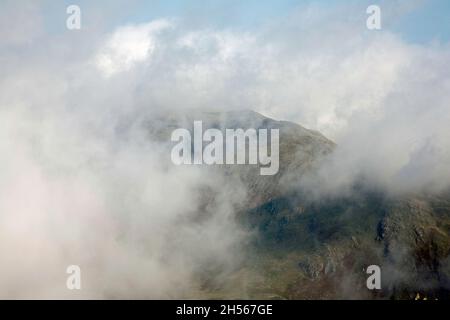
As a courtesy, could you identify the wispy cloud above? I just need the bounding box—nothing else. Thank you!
[0,0,449,297]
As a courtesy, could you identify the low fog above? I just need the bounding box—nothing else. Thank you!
[0,0,449,298]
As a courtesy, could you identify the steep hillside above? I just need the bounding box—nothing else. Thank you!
[144,110,450,299]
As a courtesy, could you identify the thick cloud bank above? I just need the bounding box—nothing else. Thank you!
[0,0,449,297]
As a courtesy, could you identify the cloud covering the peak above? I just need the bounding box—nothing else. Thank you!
[0,0,449,297]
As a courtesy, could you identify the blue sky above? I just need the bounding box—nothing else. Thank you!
[43,0,450,43]
[389,0,450,43]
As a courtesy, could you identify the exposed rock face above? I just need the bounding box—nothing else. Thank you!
[376,196,450,298]
[144,110,450,299]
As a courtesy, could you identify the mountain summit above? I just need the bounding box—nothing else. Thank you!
[144,110,450,299]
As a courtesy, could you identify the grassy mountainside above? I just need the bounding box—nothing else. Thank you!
[146,110,450,299]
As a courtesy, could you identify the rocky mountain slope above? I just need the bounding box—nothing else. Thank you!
[145,110,450,299]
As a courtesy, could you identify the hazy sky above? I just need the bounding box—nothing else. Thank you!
[34,0,450,43]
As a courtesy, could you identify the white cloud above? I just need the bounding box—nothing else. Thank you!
[95,19,173,77]
[0,0,449,298]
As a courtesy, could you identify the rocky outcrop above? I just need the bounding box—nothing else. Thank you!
[144,110,450,299]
